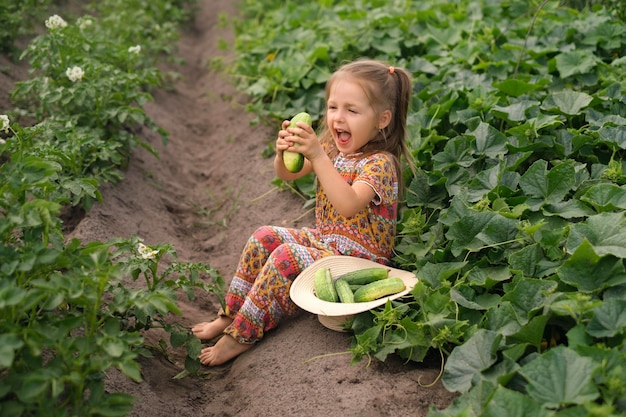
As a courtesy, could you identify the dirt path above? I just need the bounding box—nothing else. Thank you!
[4,0,458,415]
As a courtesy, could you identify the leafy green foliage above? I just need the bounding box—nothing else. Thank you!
[231,0,626,414]
[0,0,51,54]
[0,1,228,415]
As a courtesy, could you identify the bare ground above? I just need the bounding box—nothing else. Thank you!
[1,1,458,415]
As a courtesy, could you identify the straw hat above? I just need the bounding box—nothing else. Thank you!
[290,256,418,331]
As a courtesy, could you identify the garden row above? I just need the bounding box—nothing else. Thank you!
[228,0,626,415]
[0,1,225,416]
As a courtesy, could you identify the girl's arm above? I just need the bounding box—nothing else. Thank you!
[280,122,376,218]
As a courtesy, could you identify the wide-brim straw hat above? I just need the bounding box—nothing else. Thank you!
[290,255,418,331]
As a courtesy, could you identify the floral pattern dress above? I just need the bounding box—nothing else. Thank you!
[220,151,398,344]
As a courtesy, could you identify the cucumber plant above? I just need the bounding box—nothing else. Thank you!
[231,0,626,414]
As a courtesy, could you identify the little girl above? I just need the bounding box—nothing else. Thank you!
[192,59,413,366]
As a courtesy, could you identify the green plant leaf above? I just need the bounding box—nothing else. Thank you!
[465,265,511,288]
[541,90,593,116]
[508,314,549,348]
[482,386,552,417]
[0,333,23,368]
[509,244,558,279]
[519,160,576,205]
[557,238,626,292]
[580,183,626,212]
[586,299,626,338]
[469,122,508,159]
[483,302,521,336]
[493,80,541,98]
[447,211,519,257]
[567,212,626,258]
[417,261,467,289]
[442,329,502,393]
[598,125,626,150]
[492,99,540,121]
[519,346,599,408]
[501,278,558,322]
[554,50,598,78]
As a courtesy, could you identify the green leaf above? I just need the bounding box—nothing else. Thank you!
[87,392,135,417]
[0,333,24,368]
[416,261,467,289]
[447,211,518,257]
[519,346,599,408]
[508,314,549,347]
[501,278,558,322]
[117,359,142,382]
[170,330,188,348]
[493,79,541,98]
[554,50,598,78]
[483,302,521,336]
[542,200,596,219]
[469,122,508,159]
[15,371,50,402]
[442,329,501,393]
[185,336,202,358]
[567,212,626,258]
[465,266,511,288]
[102,338,125,358]
[580,183,626,212]
[541,90,593,116]
[598,125,626,150]
[450,287,500,311]
[565,323,593,349]
[557,238,626,292]
[0,284,28,308]
[519,160,576,205]
[483,386,552,417]
[492,99,540,121]
[406,169,435,207]
[509,244,556,279]
[586,299,626,338]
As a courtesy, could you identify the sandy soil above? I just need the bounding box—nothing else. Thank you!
[1,1,458,415]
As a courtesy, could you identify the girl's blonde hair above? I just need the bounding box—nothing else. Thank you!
[317,59,414,188]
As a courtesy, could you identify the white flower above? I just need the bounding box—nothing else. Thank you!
[45,15,67,29]
[0,114,9,134]
[128,45,141,54]
[78,18,93,30]
[66,66,85,82]
[137,243,158,260]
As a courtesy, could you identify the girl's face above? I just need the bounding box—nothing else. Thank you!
[326,79,388,155]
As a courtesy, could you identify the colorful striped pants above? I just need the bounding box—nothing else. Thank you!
[221,225,338,344]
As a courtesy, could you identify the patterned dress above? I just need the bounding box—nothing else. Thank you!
[221,151,398,344]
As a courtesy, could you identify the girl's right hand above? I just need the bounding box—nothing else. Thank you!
[275,120,293,157]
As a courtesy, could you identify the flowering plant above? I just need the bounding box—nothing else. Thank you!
[1,1,217,415]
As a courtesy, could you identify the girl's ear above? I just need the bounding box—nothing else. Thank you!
[378,109,392,129]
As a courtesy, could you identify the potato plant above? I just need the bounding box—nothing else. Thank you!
[231,0,626,415]
[1,1,227,416]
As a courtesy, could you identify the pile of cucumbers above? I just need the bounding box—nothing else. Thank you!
[313,267,405,303]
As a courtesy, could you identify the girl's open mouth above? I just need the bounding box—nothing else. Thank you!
[336,129,351,146]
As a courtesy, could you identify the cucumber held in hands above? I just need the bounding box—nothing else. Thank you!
[282,112,312,173]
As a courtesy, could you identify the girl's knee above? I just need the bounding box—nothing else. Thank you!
[251,225,278,242]
[268,243,302,280]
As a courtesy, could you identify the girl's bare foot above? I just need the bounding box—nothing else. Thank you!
[191,316,233,340]
[198,335,253,366]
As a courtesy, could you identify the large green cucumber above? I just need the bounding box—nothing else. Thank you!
[282,112,312,173]
[353,277,405,303]
[336,267,390,286]
[334,278,355,303]
[314,267,338,302]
